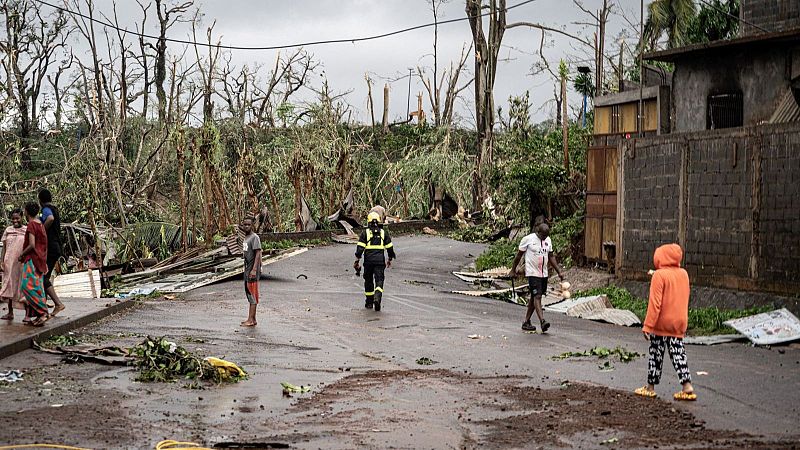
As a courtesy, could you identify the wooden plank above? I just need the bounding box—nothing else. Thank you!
[644,99,658,131]
[586,194,604,217]
[587,148,606,192]
[585,218,602,260]
[594,106,611,134]
[621,103,638,133]
[605,147,618,193]
[602,218,616,259]
[603,194,617,217]
[53,270,101,299]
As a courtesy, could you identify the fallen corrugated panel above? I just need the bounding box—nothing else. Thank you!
[452,267,512,283]
[116,247,307,294]
[546,295,640,327]
[332,234,358,244]
[53,270,101,298]
[579,308,641,327]
[684,334,747,346]
[723,308,800,346]
[565,296,613,317]
[545,295,604,314]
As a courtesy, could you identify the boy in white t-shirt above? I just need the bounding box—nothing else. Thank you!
[511,223,565,332]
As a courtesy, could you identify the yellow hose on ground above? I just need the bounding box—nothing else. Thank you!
[155,440,212,450]
[0,445,91,450]
[0,440,213,450]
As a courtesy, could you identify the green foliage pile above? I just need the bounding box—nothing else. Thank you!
[575,286,773,336]
[446,224,495,243]
[43,334,80,348]
[130,336,247,384]
[475,237,521,272]
[261,238,327,251]
[552,346,641,363]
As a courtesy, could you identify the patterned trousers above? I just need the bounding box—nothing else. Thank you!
[648,335,692,385]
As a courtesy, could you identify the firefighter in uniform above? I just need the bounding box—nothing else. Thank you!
[353,212,396,311]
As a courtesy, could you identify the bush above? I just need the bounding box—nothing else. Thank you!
[475,237,521,272]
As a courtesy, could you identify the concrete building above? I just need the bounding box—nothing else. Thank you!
[608,0,800,306]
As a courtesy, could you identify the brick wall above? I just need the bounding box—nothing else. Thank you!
[741,0,800,36]
[618,122,800,296]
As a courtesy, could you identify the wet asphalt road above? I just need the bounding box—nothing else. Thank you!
[0,235,798,449]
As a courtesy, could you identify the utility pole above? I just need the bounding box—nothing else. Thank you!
[638,0,644,137]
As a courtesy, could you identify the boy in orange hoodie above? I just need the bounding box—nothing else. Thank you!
[634,243,697,401]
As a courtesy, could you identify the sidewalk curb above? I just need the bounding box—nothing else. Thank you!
[0,299,138,361]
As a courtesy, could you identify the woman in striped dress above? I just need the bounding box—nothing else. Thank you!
[18,202,49,327]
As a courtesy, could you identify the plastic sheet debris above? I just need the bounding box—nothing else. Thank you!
[204,357,247,379]
[724,308,800,345]
[0,370,23,382]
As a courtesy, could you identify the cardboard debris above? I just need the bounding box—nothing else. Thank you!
[53,269,101,299]
[684,334,747,346]
[724,308,800,345]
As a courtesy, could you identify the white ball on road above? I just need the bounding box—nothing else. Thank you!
[562,290,571,299]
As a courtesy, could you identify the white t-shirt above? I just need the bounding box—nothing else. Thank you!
[519,233,552,278]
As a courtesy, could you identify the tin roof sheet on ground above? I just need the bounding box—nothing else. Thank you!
[724,308,800,346]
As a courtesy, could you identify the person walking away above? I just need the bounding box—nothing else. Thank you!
[240,217,262,327]
[18,203,49,327]
[38,189,65,316]
[511,222,565,332]
[1,209,26,321]
[354,212,395,312]
[634,243,696,401]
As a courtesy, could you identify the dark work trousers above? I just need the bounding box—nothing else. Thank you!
[363,263,386,301]
[648,335,692,385]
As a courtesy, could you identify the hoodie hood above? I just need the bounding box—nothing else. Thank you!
[653,243,683,269]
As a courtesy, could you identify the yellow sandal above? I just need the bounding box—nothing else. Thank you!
[673,391,697,401]
[634,386,657,398]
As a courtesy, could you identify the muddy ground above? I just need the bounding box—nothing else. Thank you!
[0,236,798,449]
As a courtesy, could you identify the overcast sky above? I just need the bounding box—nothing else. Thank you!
[62,0,651,126]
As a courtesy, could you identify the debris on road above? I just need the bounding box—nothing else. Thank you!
[204,357,247,380]
[545,294,641,327]
[684,334,747,346]
[130,336,247,383]
[467,334,490,340]
[723,308,800,346]
[281,382,311,396]
[416,357,437,365]
[552,346,641,363]
[696,371,709,376]
[114,247,307,294]
[422,226,439,235]
[53,269,101,299]
[0,370,23,383]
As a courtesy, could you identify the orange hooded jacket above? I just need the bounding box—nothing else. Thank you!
[643,244,690,338]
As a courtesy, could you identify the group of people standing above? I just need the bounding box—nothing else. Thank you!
[0,189,65,326]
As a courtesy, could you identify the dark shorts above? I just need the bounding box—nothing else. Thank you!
[527,276,548,297]
[43,252,60,289]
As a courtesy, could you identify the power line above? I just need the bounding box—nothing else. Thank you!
[33,0,538,51]
[697,0,771,34]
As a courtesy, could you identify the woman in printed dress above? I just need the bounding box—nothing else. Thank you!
[0,209,27,321]
[18,203,49,327]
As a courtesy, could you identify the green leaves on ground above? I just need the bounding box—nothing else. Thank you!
[281,382,311,394]
[416,357,437,365]
[262,238,327,251]
[43,334,80,348]
[552,346,641,363]
[131,336,247,384]
[574,286,773,336]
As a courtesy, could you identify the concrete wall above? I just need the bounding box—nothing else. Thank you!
[617,122,800,297]
[672,46,791,133]
[741,0,800,36]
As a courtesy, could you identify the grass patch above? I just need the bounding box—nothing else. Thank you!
[575,286,773,336]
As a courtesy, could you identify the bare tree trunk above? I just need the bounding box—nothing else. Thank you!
[176,128,188,251]
[382,83,389,132]
[365,74,375,127]
[561,71,570,173]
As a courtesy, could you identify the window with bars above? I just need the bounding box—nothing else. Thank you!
[707,92,743,129]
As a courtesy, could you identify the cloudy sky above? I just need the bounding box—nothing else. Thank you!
[57,0,651,125]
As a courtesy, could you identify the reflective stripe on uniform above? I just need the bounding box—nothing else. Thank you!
[365,229,387,250]
[375,287,384,292]
[365,291,375,296]
[357,242,367,247]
